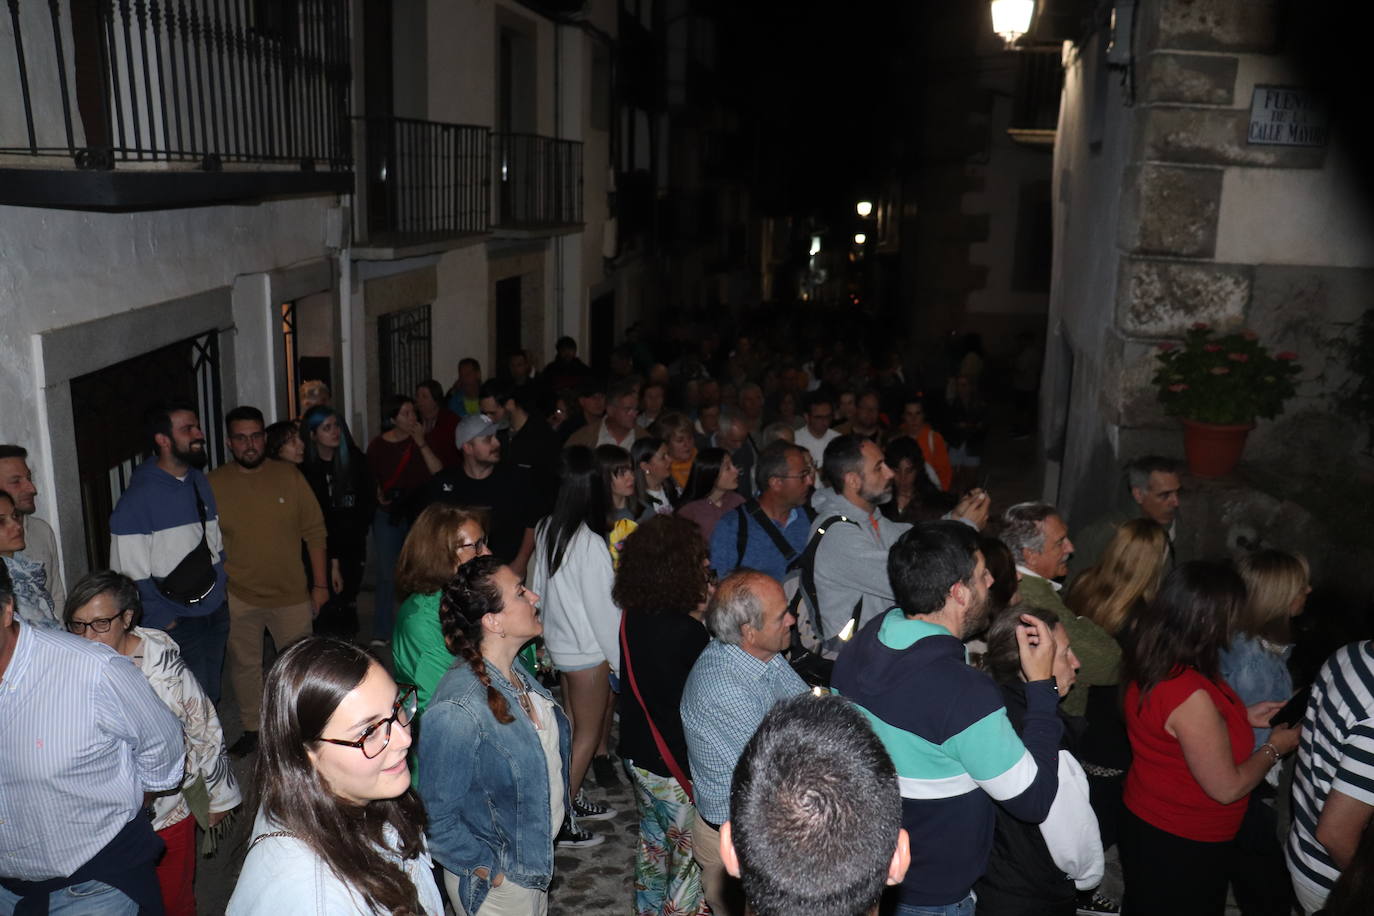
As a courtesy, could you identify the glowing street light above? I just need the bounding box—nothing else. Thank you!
[991,0,1034,47]
[856,200,873,218]
[809,236,822,256]
[853,233,867,245]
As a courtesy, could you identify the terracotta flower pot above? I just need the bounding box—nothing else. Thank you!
[1181,419,1254,478]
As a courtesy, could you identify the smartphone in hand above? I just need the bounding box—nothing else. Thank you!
[1269,686,1313,729]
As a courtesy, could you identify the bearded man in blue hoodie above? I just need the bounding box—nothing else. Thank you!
[109,402,229,701]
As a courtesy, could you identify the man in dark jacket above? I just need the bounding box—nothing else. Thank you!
[832,522,1062,914]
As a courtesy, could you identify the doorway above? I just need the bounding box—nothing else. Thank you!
[70,333,224,569]
[495,276,522,365]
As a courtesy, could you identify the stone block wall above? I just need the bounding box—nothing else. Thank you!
[1050,0,1374,596]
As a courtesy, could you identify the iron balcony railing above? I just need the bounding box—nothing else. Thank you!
[1,0,351,171]
[492,131,583,228]
[355,116,489,244]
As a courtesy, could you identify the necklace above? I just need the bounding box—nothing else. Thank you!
[511,671,541,730]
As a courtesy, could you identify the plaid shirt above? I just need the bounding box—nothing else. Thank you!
[679,639,809,823]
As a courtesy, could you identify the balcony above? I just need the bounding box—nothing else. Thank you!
[0,0,352,210]
[491,132,583,235]
[353,116,489,256]
[1006,48,1064,147]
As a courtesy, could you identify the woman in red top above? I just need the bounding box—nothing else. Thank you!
[1118,561,1300,915]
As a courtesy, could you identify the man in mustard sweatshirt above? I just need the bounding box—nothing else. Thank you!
[210,405,326,757]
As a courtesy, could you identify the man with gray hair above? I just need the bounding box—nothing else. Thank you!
[1001,502,1119,719]
[681,569,808,916]
[1068,455,1185,584]
[708,441,815,582]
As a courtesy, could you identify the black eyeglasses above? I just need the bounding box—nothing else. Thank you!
[67,612,127,635]
[319,685,418,759]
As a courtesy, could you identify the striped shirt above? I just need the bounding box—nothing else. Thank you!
[1286,641,1374,900]
[0,620,184,880]
[680,640,808,824]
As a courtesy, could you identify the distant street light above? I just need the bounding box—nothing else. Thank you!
[856,200,873,217]
[991,0,1034,46]
[853,233,867,245]
[809,236,822,256]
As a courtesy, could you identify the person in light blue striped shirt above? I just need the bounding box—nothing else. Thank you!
[681,570,809,916]
[0,560,184,915]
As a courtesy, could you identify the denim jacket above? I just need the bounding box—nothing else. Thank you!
[418,659,572,915]
[1219,633,1293,749]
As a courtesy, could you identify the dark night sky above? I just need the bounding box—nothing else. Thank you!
[716,0,914,217]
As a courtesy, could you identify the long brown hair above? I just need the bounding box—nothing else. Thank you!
[1123,561,1245,699]
[1064,518,1169,637]
[255,638,427,916]
[395,504,486,599]
[437,555,514,724]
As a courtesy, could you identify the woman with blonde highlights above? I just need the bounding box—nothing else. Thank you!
[1062,518,1170,856]
[1064,518,1170,638]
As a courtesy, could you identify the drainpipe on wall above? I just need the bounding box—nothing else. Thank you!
[553,22,566,341]
[338,246,357,437]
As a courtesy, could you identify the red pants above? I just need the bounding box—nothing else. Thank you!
[155,815,197,916]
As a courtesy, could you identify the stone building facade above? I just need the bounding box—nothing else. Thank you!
[1044,0,1374,595]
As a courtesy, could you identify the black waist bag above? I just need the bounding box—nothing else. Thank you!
[156,488,217,606]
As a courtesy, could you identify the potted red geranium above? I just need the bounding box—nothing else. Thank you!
[1152,323,1302,477]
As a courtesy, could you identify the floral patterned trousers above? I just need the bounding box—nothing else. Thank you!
[625,761,711,916]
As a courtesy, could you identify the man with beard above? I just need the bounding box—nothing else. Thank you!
[807,435,909,653]
[110,402,230,701]
[832,522,1063,916]
[0,446,65,611]
[209,406,326,757]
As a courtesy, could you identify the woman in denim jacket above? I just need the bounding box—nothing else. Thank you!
[1218,549,1310,916]
[419,555,573,916]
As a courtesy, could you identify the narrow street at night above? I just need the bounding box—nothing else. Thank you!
[2,1,1373,915]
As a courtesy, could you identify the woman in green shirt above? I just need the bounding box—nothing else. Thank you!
[392,504,492,716]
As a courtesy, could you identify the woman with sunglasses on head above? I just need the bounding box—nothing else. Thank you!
[64,571,241,916]
[420,556,571,915]
[392,504,493,720]
[227,637,440,915]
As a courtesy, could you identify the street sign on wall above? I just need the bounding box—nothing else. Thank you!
[1247,86,1329,147]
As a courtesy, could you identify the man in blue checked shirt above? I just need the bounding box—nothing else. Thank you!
[0,561,184,915]
[681,569,809,916]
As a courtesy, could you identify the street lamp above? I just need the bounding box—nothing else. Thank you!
[990,0,1034,46]
[853,233,867,245]
[856,200,873,218]
[809,236,822,257]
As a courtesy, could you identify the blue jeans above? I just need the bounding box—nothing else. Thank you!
[0,880,138,915]
[167,601,230,703]
[371,512,411,641]
[895,892,976,916]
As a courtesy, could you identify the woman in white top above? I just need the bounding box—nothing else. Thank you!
[227,637,442,915]
[529,446,622,844]
[64,571,241,916]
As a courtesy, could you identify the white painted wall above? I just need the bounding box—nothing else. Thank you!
[0,196,340,525]
[432,245,491,385]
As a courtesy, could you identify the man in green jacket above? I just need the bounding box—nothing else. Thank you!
[1001,502,1120,719]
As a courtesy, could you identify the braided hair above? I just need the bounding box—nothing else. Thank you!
[438,555,514,724]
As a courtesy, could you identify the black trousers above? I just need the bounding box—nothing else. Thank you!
[1119,808,1230,916]
[1228,787,1296,916]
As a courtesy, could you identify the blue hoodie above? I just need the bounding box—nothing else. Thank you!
[832,609,1062,907]
[108,458,228,628]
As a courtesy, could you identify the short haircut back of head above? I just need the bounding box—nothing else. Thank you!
[730,693,900,916]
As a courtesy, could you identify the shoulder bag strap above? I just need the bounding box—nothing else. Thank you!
[745,499,801,564]
[192,480,209,543]
[380,442,416,492]
[619,615,695,802]
[247,830,297,853]
[795,514,860,641]
[735,504,749,569]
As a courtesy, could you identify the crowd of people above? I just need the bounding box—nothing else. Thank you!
[0,322,1371,916]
